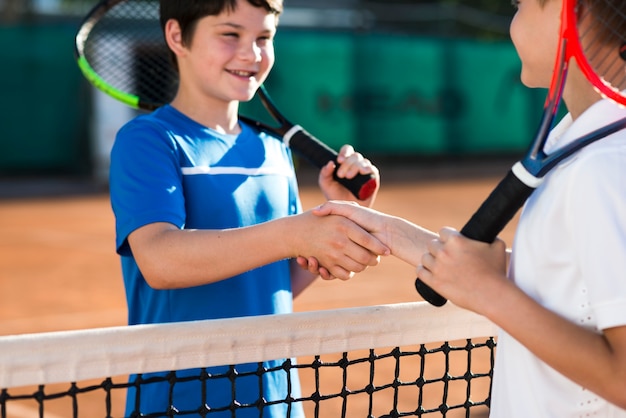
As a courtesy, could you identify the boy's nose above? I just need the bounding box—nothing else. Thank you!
[239,42,262,62]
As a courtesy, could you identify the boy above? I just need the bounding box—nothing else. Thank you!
[313,0,626,415]
[109,0,387,416]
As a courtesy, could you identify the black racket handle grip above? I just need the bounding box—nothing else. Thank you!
[288,128,378,201]
[415,168,536,306]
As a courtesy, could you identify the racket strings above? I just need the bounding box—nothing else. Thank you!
[83,0,176,107]
[598,2,626,91]
[579,0,626,93]
[610,2,626,91]
[589,0,626,91]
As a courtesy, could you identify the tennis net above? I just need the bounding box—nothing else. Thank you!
[0,302,496,417]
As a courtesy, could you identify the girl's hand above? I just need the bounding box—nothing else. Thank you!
[417,227,509,313]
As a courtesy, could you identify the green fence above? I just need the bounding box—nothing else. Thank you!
[243,30,544,156]
[0,26,543,174]
[0,22,90,175]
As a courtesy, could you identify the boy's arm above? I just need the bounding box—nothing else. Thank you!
[127,211,389,290]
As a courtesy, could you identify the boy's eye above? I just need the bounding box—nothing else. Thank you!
[511,0,520,8]
[221,31,240,39]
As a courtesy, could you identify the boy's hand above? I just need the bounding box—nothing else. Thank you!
[292,210,389,281]
[313,201,389,245]
[319,145,379,207]
[295,256,334,280]
[297,202,388,280]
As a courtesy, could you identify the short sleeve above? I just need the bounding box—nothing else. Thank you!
[567,142,626,330]
[110,118,186,255]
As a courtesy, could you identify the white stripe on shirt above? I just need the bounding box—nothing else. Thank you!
[181,166,293,177]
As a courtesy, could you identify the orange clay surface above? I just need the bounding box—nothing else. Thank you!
[0,161,519,417]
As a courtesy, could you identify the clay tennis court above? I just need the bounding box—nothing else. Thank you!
[0,160,519,417]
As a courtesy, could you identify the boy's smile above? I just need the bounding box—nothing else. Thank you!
[168,0,277,119]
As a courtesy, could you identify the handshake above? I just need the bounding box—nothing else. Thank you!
[293,201,508,314]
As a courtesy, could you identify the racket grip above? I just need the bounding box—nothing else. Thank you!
[288,128,377,201]
[415,168,536,306]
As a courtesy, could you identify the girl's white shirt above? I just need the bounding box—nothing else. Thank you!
[490,97,626,417]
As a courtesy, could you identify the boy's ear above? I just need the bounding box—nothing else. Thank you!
[164,19,186,56]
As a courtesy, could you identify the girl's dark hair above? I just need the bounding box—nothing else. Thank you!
[584,0,626,48]
[159,0,283,68]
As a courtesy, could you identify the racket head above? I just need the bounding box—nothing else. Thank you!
[75,0,279,119]
[74,0,175,110]
[565,0,626,106]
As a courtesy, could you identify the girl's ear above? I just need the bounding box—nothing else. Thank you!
[164,19,186,57]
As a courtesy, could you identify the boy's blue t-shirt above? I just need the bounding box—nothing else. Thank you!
[109,105,304,417]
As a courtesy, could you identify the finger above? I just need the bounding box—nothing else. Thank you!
[319,161,335,179]
[318,267,333,280]
[323,234,381,273]
[415,264,433,285]
[416,264,428,277]
[337,237,386,272]
[335,154,365,179]
[340,163,364,180]
[336,144,355,163]
[329,255,369,275]
[357,159,376,176]
[312,201,359,217]
[426,237,441,255]
[493,236,507,251]
[438,226,458,243]
[327,265,354,281]
[342,249,381,271]
[308,257,322,273]
[346,224,389,256]
[420,251,435,270]
[295,256,308,270]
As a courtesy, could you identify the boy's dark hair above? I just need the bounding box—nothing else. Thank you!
[159,0,283,69]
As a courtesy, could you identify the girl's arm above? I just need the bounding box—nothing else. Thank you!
[417,228,626,409]
[489,285,626,409]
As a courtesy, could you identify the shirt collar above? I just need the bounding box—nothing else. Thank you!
[545,95,626,154]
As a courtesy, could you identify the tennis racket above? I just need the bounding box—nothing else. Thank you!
[74,0,377,201]
[416,0,626,306]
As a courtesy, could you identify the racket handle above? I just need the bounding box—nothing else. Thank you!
[287,128,377,201]
[415,168,536,306]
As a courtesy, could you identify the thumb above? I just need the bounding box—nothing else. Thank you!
[336,144,355,163]
[319,161,335,180]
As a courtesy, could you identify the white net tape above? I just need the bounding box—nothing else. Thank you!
[0,302,496,389]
